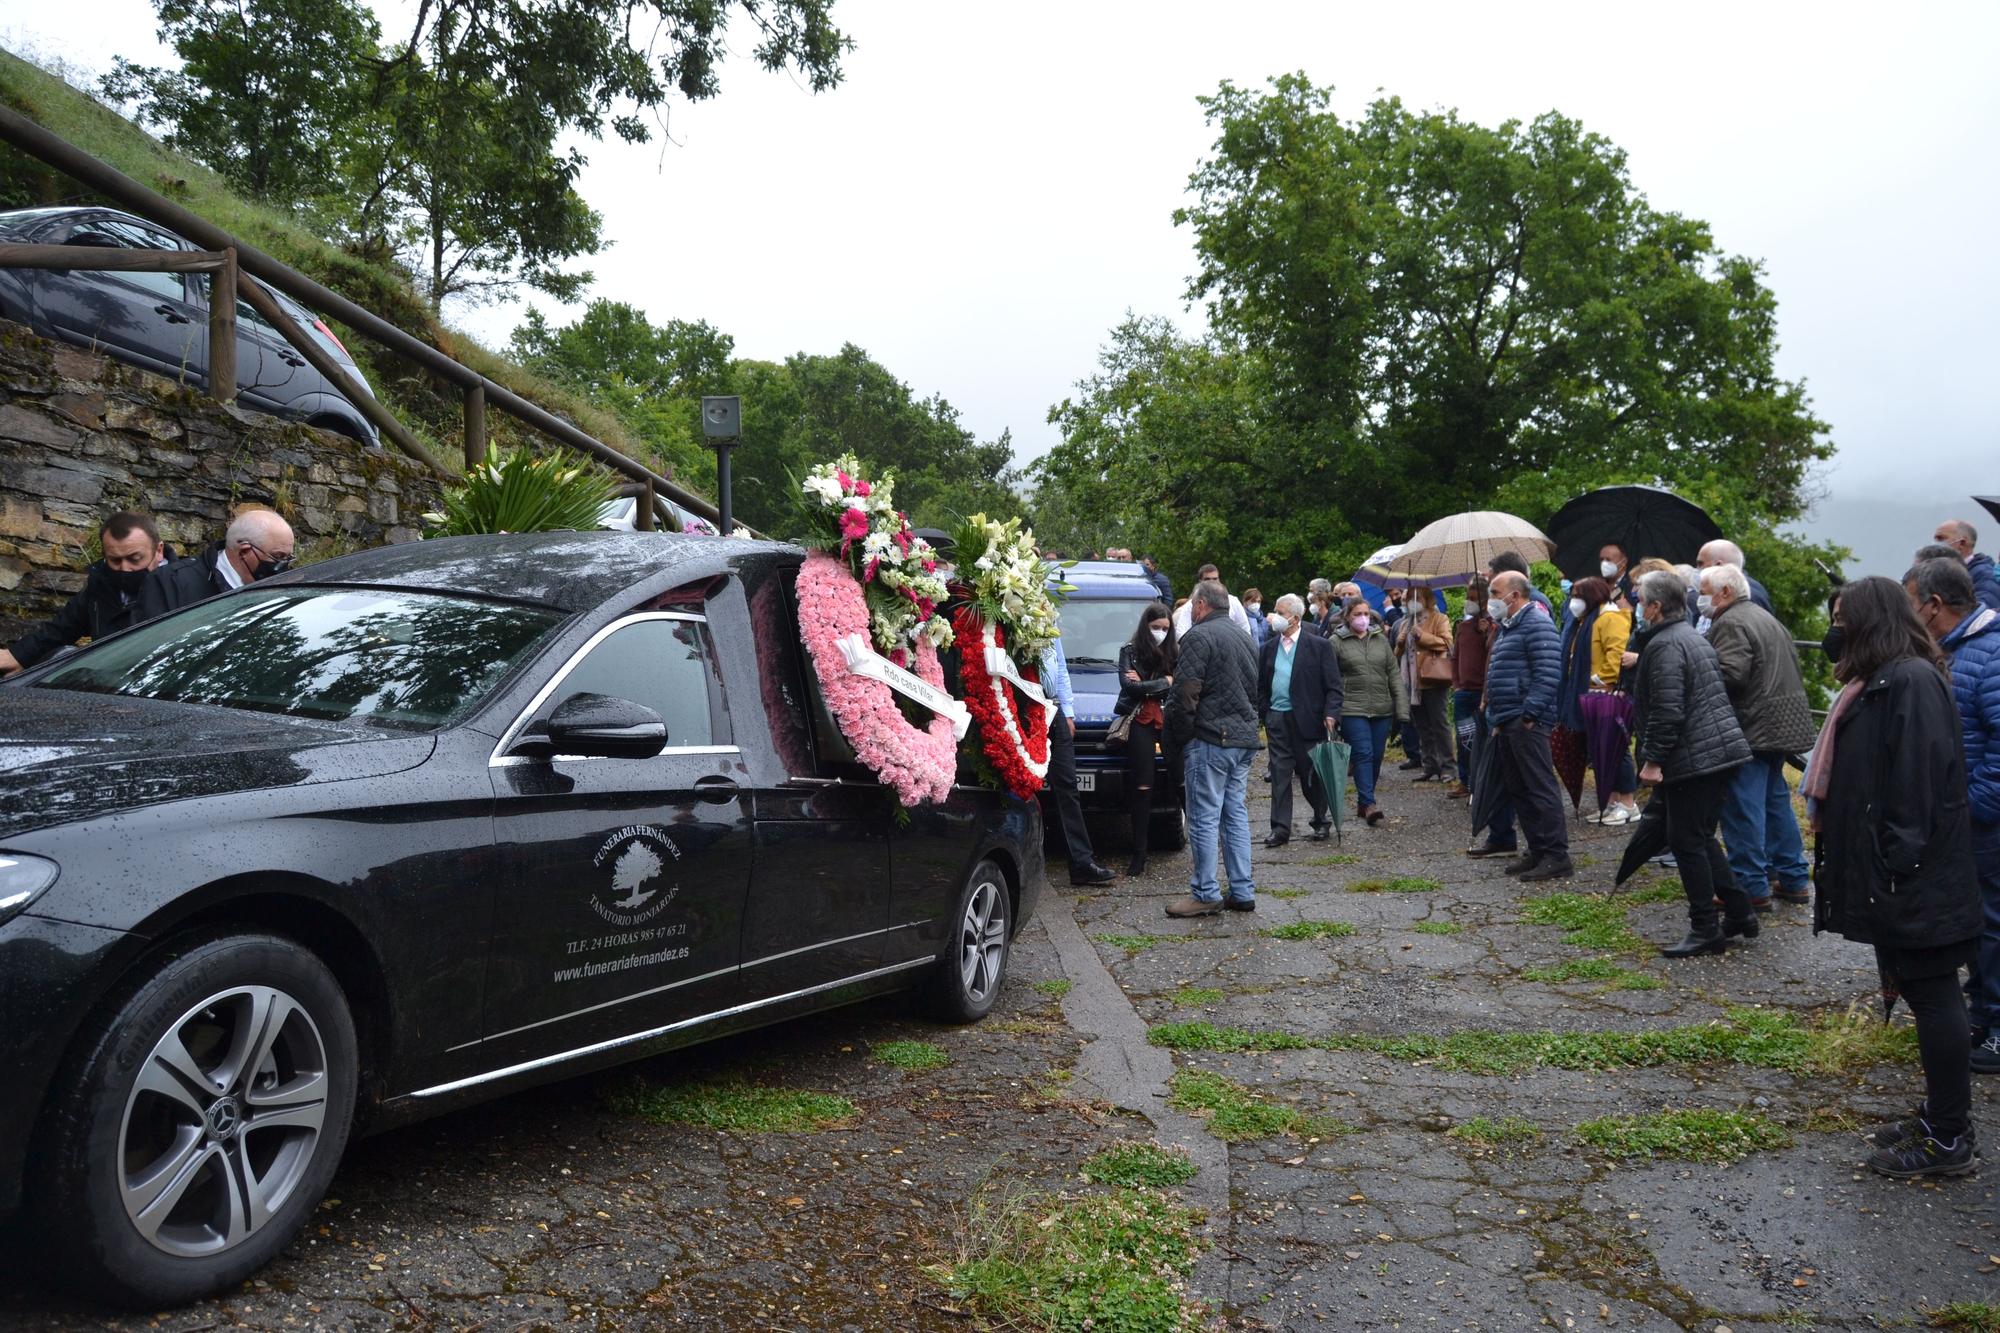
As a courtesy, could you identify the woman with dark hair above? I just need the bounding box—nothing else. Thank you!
[1805,577,1983,1177]
[1116,601,1178,876]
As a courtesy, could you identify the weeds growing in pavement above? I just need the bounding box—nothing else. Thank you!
[1801,1105,1866,1134]
[1449,1116,1542,1147]
[1267,887,1312,899]
[1033,978,1074,998]
[1147,1007,1917,1076]
[1521,957,1660,990]
[609,1081,856,1132]
[1925,1302,2000,1332]
[1575,1108,1791,1163]
[939,1185,1206,1331]
[1521,892,1648,953]
[1166,1069,1352,1142]
[1171,987,1225,1006]
[1093,933,1178,952]
[873,1040,951,1071]
[1305,854,1361,866]
[1622,880,1687,905]
[1261,920,1357,940]
[1348,876,1441,894]
[1082,1142,1201,1188]
[1412,921,1463,935]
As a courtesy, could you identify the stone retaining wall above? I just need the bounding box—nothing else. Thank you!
[0,319,443,646]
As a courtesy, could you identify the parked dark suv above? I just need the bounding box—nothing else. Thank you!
[0,206,379,444]
[1044,561,1184,850]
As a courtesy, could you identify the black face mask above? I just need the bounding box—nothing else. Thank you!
[249,555,292,582]
[105,566,149,597]
[1821,625,1845,662]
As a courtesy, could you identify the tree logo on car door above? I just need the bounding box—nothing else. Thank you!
[590,825,682,926]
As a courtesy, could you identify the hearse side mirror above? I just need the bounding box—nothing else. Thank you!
[514,692,667,760]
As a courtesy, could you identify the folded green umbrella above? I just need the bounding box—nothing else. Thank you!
[1306,737,1352,843]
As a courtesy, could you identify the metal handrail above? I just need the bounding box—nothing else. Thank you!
[0,103,736,529]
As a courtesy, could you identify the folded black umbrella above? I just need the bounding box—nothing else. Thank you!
[1467,729,1506,838]
[1547,485,1723,579]
[1613,792,1671,886]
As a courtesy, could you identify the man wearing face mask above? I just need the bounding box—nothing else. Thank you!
[1598,543,1634,605]
[1703,563,1817,910]
[1695,540,1774,618]
[0,509,173,675]
[1243,587,1270,649]
[1257,593,1343,845]
[1483,572,1571,880]
[137,508,296,619]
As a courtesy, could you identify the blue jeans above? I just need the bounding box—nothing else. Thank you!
[1184,740,1256,904]
[1720,753,1810,897]
[1338,715,1392,809]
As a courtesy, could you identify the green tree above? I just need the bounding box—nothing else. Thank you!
[101,0,381,210]
[1038,76,1839,617]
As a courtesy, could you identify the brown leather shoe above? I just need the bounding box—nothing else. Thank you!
[1362,804,1386,826]
[1164,895,1223,918]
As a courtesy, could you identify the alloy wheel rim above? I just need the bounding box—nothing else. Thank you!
[957,878,1007,1002]
[117,985,331,1257]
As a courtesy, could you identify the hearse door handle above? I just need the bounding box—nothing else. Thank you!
[693,775,740,803]
[153,303,191,324]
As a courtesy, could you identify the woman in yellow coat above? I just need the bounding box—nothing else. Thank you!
[1573,576,1639,823]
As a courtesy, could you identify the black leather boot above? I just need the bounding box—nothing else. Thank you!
[1661,928,1727,958]
[1126,794,1150,878]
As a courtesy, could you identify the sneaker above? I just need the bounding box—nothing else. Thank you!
[1600,805,1637,827]
[1650,852,1678,869]
[1466,840,1519,858]
[1973,1030,2000,1075]
[1224,897,1257,912]
[1164,895,1223,918]
[1866,1131,1979,1179]
[1517,856,1575,883]
[1502,852,1542,876]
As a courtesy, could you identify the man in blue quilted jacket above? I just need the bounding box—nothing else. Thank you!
[1908,556,2000,1074]
[1483,571,1572,882]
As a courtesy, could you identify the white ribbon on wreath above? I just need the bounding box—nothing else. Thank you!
[979,628,1055,779]
[836,634,973,740]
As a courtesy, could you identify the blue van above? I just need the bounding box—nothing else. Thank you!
[1043,561,1185,850]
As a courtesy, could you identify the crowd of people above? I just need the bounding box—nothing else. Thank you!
[1056,517,1999,1181]
[7,506,1998,1181]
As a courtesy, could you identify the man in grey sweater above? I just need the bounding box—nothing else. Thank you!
[1166,581,1263,917]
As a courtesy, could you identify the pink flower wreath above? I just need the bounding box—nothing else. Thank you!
[795,550,957,807]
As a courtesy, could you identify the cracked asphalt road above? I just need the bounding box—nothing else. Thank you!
[1,771,1995,1330]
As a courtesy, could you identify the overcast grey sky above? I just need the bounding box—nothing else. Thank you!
[6,0,1997,571]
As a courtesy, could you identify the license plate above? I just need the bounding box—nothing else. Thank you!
[1076,772,1096,792]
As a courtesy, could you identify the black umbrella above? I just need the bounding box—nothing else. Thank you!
[1466,730,1507,839]
[1546,485,1723,579]
[1975,496,2000,527]
[1613,792,1672,886]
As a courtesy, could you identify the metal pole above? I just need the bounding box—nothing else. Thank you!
[207,246,236,406]
[715,443,733,537]
[463,383,485,470]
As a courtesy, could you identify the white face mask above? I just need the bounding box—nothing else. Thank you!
[1244,603,1260,616]
[1150,628,1168,645]
[1486,597,1508,621]
[1568,597,1586,620]
[1267,612,1290,632]
[1696,593,1714,616]
[1600,560,1619,579]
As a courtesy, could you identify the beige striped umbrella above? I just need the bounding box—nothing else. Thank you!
[1379,511,1555,585]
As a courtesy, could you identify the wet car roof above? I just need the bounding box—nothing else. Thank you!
[278,531,798,612]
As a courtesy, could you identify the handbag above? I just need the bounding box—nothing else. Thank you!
[1418,649,1453,685]
[1106,711,1134,745]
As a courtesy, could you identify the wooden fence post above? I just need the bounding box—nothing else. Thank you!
[207,246,236,405]
[636,480,655,531]
[464,383,486,469]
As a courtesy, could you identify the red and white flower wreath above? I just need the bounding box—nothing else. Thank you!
[796,551,958,807]
[952,605,1054,801]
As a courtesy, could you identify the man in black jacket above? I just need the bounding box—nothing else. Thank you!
[1256,593,1342,845]
[1632,570,1759,957]
[0,510,170,675]
[138,509,294,620]
[1166,581,1262,917]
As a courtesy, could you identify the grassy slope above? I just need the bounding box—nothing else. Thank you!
[0,48,677,490]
